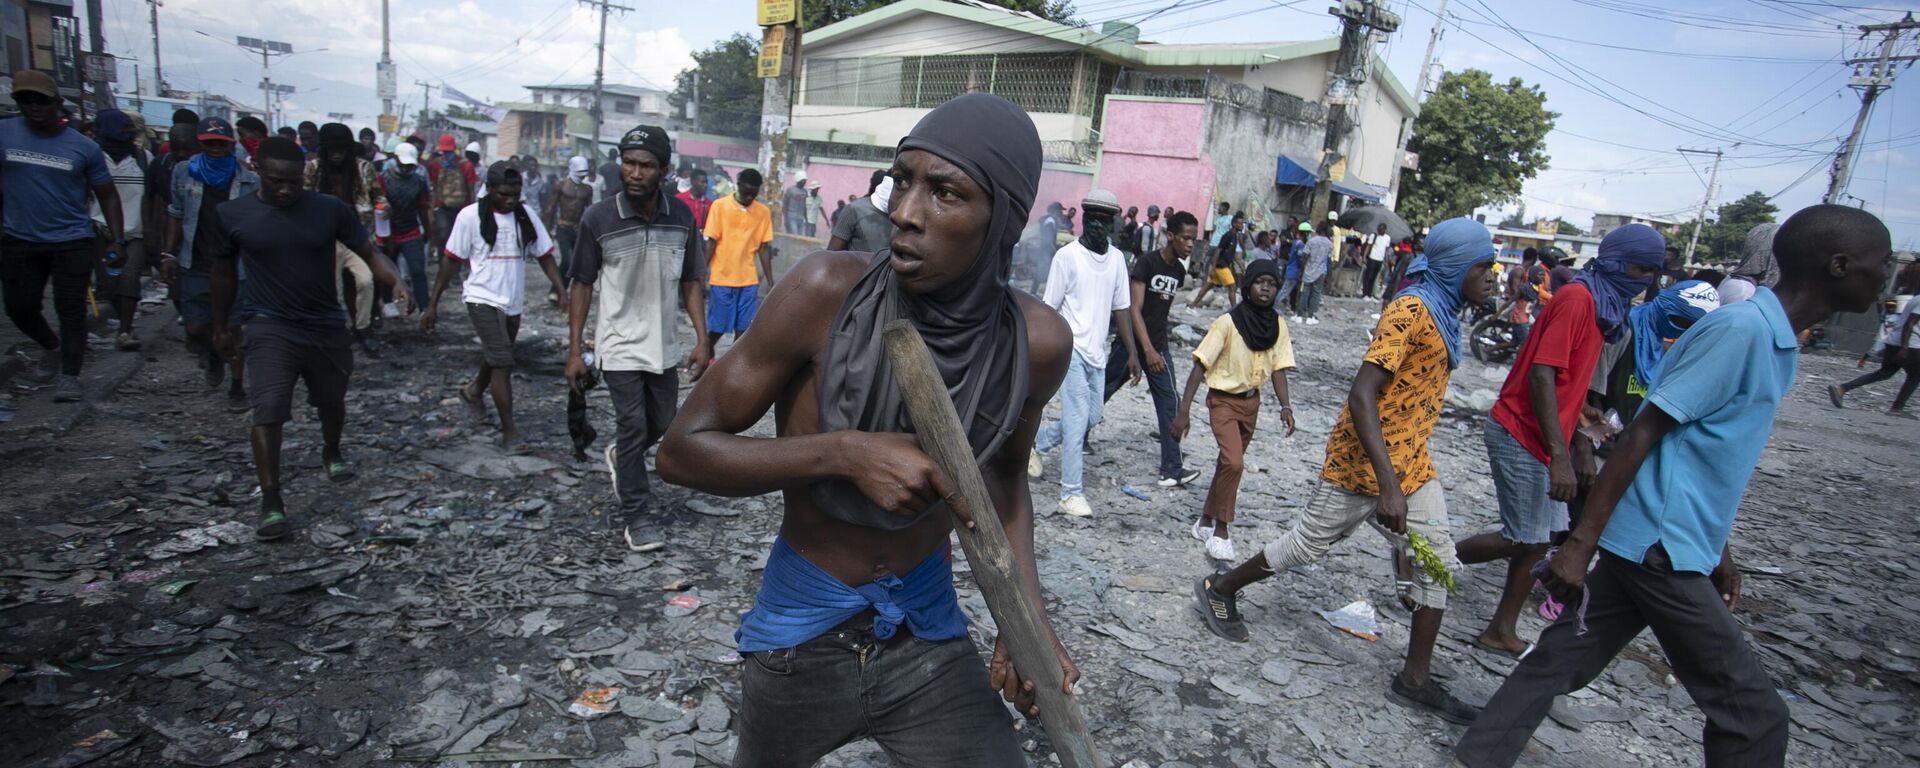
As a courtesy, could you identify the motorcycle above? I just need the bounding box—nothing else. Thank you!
[1467,300,1522,365]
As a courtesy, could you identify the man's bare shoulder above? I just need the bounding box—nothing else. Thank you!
[751,250,871,354]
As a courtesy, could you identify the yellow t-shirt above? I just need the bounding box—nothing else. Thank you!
[1192,313,1295,395]
[1320,296,1453,496]
[704,196,774,288]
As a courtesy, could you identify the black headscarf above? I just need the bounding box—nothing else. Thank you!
[478,161,537,250]
[1230,258,1282,352]
[813,93,1039,530]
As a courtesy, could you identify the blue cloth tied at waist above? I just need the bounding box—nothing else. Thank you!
[735,536,969,653]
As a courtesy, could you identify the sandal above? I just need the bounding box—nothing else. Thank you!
[326,461,356,483]
[255,510,290,540]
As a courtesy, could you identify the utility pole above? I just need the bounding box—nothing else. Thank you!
[1386,0,1443,208]
[579,0,633,159]
[378,0,395,140]
[1310,0,1400,225]
[756,2,799,209]
[691,71,701,133]
[1825,13,1918,205]
[84,0,107,109]
[238,37,293,127]
[148,0,164,96]
[1679,147,1723,266]
[415,80,437,136]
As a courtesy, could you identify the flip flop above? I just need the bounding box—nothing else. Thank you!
[1540,593,1565,622]
[326,461,356,483]
[1472,637,1528,659]
[255,510,290,540]
[458,384,487,414]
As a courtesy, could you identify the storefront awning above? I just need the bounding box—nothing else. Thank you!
[1330,179,1383,204]
[1274,155,1317,188]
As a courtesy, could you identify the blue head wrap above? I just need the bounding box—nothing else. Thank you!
[1628,279,1720,387]
[1395,218,1496,369]
[1575,223,1666,343]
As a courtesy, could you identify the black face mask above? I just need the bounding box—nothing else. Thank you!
[1080,209,1115,254]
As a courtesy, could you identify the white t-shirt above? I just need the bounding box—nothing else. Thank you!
[1042,239,1131,369]
[1366,235,1390,262]
[1881,295,1919,349]
[90,153,145,237]
[444,203,555,315]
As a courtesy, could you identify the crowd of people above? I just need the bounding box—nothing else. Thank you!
[2,75,1908,767]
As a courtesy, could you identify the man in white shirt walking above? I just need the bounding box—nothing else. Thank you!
[1030,189,1140,517]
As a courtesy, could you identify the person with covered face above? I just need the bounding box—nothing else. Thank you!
[656,94,1079,766]
[1194,217,1499,724]
[305,123,387,352]
[164,117,258,410]
[1028,189,1140,518]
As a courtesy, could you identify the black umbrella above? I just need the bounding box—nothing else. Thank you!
[1337,205,1414,242]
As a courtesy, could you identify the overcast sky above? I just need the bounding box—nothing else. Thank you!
[102,0,1919,248]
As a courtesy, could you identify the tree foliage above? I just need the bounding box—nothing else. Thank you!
[1702,191,1779,264]
[669,34,763,141]
[1398,69,1557,227]
[802,0,1077,30]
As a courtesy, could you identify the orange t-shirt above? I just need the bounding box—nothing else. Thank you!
[704,196,773,288]
[1321,297,1454,496]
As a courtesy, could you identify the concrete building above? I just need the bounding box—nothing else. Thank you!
[0,0,81,104]
[790,0,1416,229]
[527,83,673,125]
[1591,211,1682,240]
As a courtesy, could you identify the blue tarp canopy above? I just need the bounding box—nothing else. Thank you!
[1275,155,1317,188]
[1330,179,1383,204]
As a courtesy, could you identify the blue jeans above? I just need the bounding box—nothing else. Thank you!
[1035,350,1104,498]
[1279,276,1300,313]
[1300,279,1323,317]
[392,239,429,310]
[1104,336,1185,478]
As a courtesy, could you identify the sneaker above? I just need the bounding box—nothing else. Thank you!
[1288,315,1302,324]
[1306,317,1320,326]
[623,515,666,552]
[1370,312,1382,320]
[114,332,141,351]
[203,352,225,389]
[1194,574,1249,642]
[1828,384,1846,408]
[1160,469,1202,488]
[26,349,59,384]
[1027,448,1043,479]
[1190,517,1209,541]
[52,374,82,403]
[1206,534,1236,561]
[1387,674,1481,725]
[604,443,622,503]
[1059,495,1092,517]
[227,386,251,414]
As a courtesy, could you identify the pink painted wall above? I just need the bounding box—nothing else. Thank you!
[676,133,757,165]
[1032,169,1094,228]
[803,160,887,240]
[1095,99,1216,223]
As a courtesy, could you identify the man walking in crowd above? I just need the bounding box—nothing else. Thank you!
[1362,222,1391,299]
[520,156,550,229]
[424,161,563,453]
[597,147,620,202]
[1172,258,1296,560]
[805,182,823,238]
[90,109,151,352]
[428,134,477,257]
[1282,223,1309,320]
[0,70,123,402]
[1194,218,1498,724]
[703,167,774,353]
[1029,190,1139,518]
[165,116,257,409]
[827,169,893,253]
[358,127,383,164]
[1103,210,1200,488]
[564,125,710,549]
[1719,222,1778,305]
[1298,221,1333,325]
[306,123,385,353]
[296,121,320,157]
[1137,204,1165,258]
[1457,224,1665,656]
[1190,212,1244,309]
[549,155,596,278]
[204,137,410,540]
[655,93,1076,766]
[1830,264,1920,416]
[1456,205,1892,768]
[781,174,808,235]
[234,117,268,165]
[377,141,434,311]
[673,167,712,231]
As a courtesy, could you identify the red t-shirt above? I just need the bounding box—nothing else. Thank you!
[1491,282,1602,464]
[676,191,711,231]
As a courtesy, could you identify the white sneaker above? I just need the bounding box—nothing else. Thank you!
[1206,535,1237,561]
[1191,518,1210,541]
[1059,496,1093,517]
[1370,312,1382,320]
[1289,315,1302,324]
[1028,449,1043,478]
[1306,317,1320,325]
[1159,469,1201,488]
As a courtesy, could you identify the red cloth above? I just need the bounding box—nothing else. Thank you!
[425,157,478,195]
[677,191,710,231]
[1491,282,1602,465]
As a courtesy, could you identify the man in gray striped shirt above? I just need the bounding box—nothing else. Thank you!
[565,124,710,550]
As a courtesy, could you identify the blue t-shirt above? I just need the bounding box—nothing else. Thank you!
[1598,287,1798,574]
[0,118,112,242]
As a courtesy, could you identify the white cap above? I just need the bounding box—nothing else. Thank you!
[465,141,481,154]
[393,142,419,165]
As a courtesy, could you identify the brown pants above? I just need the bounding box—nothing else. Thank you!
[1203,388,1259,523]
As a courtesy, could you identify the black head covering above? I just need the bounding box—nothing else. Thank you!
[479,161,537,250]
[1230,258,1283,352]
[813,93,1040,530]
[318,122,354,150]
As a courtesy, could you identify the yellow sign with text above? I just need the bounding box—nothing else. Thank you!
[758,26,789,78]
[377,114,398,134]
[758,0,796,26]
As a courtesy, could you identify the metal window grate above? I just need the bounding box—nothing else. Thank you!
[804,53,1089,115]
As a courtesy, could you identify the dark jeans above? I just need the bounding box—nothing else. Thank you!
[1843,347,1920,409]
[554,225,578,280]
[392,238,429,309]
[733,618,1020,767]
[1456,546,1788,768]
[604,368,679,519]
[1362,259,1384,298]
[1104,336,1185,477]
[1,238,93,375]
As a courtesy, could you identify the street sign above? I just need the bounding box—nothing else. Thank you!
[758,25,791,78]
[757,0,796,26]
[376,61,397,101]
[378,114,398,134]
[1400,150,1419,170]
[83,53,116,83]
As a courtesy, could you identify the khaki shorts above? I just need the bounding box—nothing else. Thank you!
[1261,480,1461,610]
